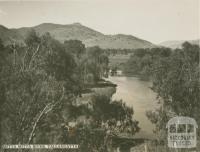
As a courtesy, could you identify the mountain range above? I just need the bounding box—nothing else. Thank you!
[0,23,155,49]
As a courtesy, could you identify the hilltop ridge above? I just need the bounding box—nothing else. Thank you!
[0,23,155,49]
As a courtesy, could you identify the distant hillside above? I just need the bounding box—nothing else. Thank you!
[0,23,155,49]
[159,39,199,49]
[0,25,24,45]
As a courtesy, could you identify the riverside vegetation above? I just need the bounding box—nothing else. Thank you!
[123,42,200,151]
[0,30,140,152]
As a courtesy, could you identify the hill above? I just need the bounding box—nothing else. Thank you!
[0,23,154,49]
[159,39,199,49]
[0,25,24,45]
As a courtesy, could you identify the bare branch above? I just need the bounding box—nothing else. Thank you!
[27,87,65,144]
[28,44,40,69]
[21,48,28,71]
[27,102,51,144]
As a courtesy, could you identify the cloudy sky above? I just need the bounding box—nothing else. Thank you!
[0,0,199,43]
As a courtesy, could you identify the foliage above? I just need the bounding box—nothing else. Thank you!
[85,46,109,82]
[0,30,137,152]
[124,42,200,142]
[61,95,140,152]
[123,47,172,79]
[0,30,76,144]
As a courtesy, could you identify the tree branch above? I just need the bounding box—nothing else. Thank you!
[27,87,65,144]
[28,44,40,69]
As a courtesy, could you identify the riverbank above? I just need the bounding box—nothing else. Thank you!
[107,76,159,140]
[76,79,117,106]
[74,77,160,151]
[77,76,160,140]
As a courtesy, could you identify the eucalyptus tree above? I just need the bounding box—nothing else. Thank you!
[147,42,200,141]
[0,30,80,145]
[86,46,109,83]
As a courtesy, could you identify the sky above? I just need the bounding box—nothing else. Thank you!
[0,0,199,44]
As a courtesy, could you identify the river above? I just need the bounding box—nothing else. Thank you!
[107,76,160,139]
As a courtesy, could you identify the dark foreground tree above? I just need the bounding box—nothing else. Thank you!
[0,30,80,145]
[61,95,140,152]
[0,30,134,152]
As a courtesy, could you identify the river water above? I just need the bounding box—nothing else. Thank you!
[107,76,159,139]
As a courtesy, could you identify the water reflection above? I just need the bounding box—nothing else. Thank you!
[107,76,160,139]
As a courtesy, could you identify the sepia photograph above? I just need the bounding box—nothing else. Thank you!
[0,0,199,152]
